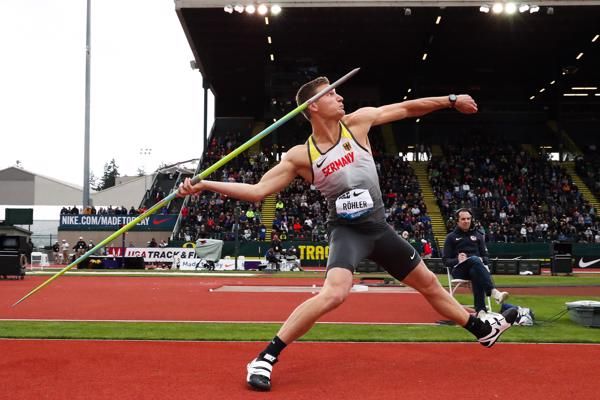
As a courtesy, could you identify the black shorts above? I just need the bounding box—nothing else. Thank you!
[326,221,421,280]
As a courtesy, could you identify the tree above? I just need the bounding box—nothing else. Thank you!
[97,159,120,190]
[89,171,100,191]
[136,167,145,177]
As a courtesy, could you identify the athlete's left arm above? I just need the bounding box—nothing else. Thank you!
[349,95,478,128]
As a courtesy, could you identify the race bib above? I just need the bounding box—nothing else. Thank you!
[335,189,373,220]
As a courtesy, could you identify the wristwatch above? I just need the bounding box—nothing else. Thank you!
[448,94,457,108]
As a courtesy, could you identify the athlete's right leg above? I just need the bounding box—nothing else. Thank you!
[247,267,353,391]
[277,267,353,343]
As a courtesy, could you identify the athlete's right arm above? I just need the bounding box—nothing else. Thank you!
[178,146,307,202]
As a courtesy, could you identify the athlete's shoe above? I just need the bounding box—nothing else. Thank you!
[493,290,509,305]
[477,307,518,348]
[246,357,276,391]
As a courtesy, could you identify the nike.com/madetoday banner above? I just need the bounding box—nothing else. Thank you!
[59,214,177,231]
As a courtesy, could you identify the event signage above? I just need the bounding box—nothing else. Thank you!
[59,214,177,231]
[107,247,197,262]
[125,247,197,262]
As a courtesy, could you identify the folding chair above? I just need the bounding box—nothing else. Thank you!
[446,266,492,312]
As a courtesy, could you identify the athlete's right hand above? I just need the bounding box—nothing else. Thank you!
[177,177,204,198]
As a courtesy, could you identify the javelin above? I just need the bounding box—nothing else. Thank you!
[13,67,360,307]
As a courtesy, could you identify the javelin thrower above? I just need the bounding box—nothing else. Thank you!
[178,76,519,391]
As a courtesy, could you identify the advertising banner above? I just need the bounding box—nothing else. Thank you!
[106,247,197,262]
[59,214,177,231]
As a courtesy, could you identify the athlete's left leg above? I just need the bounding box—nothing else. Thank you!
[402,261,470,326]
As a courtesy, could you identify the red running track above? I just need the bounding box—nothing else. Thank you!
[1,340,598,400]
[1,276,442,323]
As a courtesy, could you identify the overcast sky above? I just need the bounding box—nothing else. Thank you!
[0,0,214,187]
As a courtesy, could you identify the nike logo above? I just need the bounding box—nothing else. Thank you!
[479,327,501,345]
[316,156,328,168]
[353,190,366,196]
[410,249,416,260]
[455,238,461,241]
[578,258,600,268]
[153,217,172,225]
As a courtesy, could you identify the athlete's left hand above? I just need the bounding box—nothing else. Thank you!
[455,95,478,114]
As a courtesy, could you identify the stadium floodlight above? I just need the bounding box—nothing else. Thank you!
[436,16,442,24]
[576,52,584,60]
[234,4,244,13]
[550,80,556,85]
[492,3,504,14]
[245,4,256,14]
[404,8,412,16]
[519,4,529,13]
[479,5,490,13]
[505,3,517,14]
[224,5,233,14]
[529,95,535,100]
[530,5,540,13]
[271,4,282,15]
[257,4,268,15]
[592,34,599,43]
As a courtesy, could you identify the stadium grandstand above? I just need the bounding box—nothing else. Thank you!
[1,1,599,267]
[3,2,600,398]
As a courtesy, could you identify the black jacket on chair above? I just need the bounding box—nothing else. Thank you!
[442,227,490,268]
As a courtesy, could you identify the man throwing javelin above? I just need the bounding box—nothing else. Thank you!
[178,76,517,391]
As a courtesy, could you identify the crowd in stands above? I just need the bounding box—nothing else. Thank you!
[175,128,435,246]
[60,133,600,248]
[429,143,599,243]
[176,132,277,242]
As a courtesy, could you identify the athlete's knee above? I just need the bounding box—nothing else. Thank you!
[318,286,349,310]
[415,269,442,297]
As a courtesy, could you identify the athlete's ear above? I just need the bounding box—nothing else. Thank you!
[308,102,319,115]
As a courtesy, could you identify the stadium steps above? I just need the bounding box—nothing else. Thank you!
[547,120,583,155]
[430,144,443,158]
[521,144,538,157]
[261,193,277,240]
[412,161,447,251]
[247,122,265,156]
[381,124,398,155]
[562,162,600,211]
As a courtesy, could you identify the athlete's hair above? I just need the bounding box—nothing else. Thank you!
[296,76,329,121]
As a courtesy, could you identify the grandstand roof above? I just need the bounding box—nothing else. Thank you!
[0,167,83,192]
[176,1,600,119]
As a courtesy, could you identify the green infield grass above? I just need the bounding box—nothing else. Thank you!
[1,294,598,343]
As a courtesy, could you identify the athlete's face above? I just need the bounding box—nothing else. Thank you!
[313,85,345,119]
[457,211,472,232]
